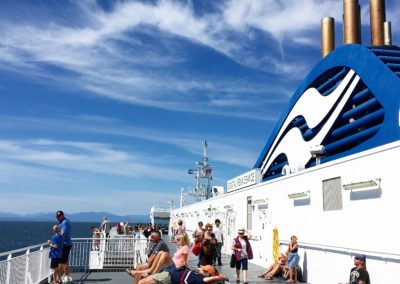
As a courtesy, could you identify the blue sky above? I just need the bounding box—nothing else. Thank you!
[0,0,398,215]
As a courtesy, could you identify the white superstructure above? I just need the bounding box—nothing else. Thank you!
[170,1,400,282]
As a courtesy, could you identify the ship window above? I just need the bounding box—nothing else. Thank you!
[247,196,252,230]
[323,177,343,211]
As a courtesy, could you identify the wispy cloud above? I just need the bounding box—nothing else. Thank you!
[0,114,259,168]
[0,139,186,181]
[0,0,342,118]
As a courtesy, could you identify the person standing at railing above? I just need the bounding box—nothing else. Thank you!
[99,217,111,238]
[47,225,63,284]
[56,210,73,283]
[286,235,300,283]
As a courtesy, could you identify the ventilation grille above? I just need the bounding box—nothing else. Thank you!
[323,177,342,211]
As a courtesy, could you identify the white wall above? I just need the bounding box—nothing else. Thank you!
[171,142,400,284]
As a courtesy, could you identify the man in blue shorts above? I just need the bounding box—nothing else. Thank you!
[56,210,72,281]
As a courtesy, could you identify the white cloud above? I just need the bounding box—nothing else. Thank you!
[0,139,186,181]
[0,0,341,118]
[0,115,260,168]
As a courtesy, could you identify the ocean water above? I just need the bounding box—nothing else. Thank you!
[0,221,99,254]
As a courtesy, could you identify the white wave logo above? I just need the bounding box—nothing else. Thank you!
[260,69,360,175]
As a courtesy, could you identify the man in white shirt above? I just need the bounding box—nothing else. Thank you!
[212,219,224,266]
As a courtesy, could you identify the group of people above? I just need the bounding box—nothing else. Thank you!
[48,210,73,284]
[125,229,228,284]
[48,212,370,284]
[192,219,224,267]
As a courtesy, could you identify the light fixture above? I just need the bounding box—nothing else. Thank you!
[288,191,310,199]
[253,198,268,205]
[343,178,381,191]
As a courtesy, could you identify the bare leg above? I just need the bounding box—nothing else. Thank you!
[236,270,240,281]
[243,270,248,283]
[138,276,157,284]
[136,262,150,270]
[148,252,172,274]
[133,253,163,276]
[261,264,274,276]
[265,264,281,279]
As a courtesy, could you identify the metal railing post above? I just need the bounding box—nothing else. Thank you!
[25,249,30,284]
[38,246,43,282]
[5,254,11,284]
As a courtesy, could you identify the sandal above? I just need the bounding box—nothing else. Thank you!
[126,269,134,275]
[140,272,150,279]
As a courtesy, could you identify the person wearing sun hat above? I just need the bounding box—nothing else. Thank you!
[338,254,370,284]
[232,228,253,284]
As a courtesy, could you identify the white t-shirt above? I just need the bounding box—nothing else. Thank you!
[213,226,223,243]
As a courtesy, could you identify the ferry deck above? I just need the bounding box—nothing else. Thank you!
[67,235,306,284]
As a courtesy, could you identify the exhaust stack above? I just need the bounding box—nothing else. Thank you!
[384,21,392,45]
[343,0,361,44]
[321,17,335,58]
[370,0,386,46]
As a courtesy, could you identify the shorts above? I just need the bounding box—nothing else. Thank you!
[235,258,248,270]
[60,245,72,263]
[50,258,61,269]
[287,252,300,268]
[150,271,171,284]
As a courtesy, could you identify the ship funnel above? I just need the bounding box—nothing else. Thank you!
[343,0,361,44]
[384,21,392,45]
[370,0,386,46]
[321,17,335,58]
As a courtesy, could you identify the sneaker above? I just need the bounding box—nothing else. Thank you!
[61,275,69,284]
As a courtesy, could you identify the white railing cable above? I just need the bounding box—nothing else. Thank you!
[280,240,400,260]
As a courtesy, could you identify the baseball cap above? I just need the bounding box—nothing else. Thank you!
[56,210,64,217]
[354,254,366,261]
[200,265,216,276]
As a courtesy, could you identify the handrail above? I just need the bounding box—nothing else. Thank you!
[0,242,48,258]
[280,240,400,259]
[0,236,149,284]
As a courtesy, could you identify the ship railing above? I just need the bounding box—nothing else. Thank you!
[0,236,148,284]
[151,207,171,212]
[0,243,51,284]
[70,236,148,269]
[280,240,400,262]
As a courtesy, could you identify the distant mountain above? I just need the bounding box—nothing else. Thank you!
[0,211,149,223]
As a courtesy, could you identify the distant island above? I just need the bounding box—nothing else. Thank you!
[0,211,150,223]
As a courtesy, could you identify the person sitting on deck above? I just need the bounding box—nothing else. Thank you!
[128,233,190,284]
[126,230,170,275]
[139,265,227,284]
[258,253,287,280]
